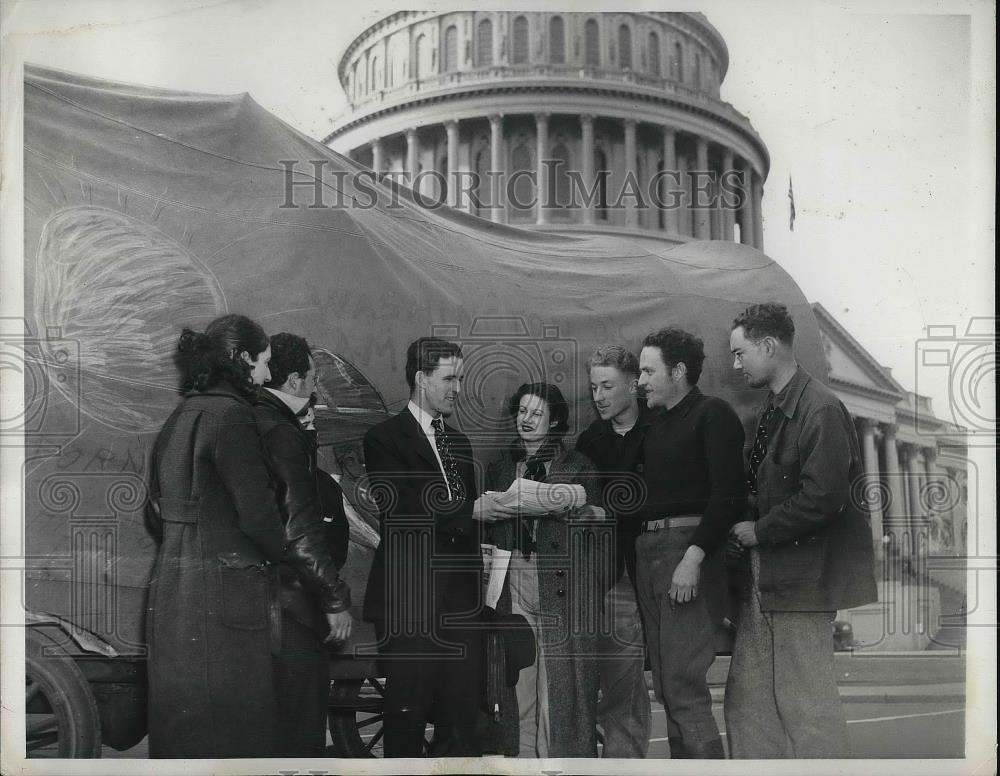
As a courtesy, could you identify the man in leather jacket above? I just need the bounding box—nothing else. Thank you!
[254,332,352,757]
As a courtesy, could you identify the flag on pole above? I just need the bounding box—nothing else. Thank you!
[788,175,796,231]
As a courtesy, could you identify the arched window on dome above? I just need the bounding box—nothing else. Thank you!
[510,142,533,220]
[595,148,609,220]
[694,52,702,89]
[548,142,571,213]
[477,19,493,67]
[444,25,458,72]
[584,19,600,67]
[550,16,565,64]
[618,24,632,70]
[672,41,683,81]
[512,16,529,65]
[648,31,660,76]
[370,54,380,92]
[415,34,431,80]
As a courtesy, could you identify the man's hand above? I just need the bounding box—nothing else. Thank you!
[473,493,520,523]
[324,610,353,646]
[732,520,759,547]
[668,545,705,604]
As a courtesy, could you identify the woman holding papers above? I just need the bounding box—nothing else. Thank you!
[484,382,608,758]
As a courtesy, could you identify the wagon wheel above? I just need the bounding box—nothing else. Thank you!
[326,677,432,757]
[25,628,102,758]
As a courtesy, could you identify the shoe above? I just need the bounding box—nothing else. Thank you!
[685,737,726,759]
[668,737,688,759]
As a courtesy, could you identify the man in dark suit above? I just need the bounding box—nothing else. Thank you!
[363,336,516,757]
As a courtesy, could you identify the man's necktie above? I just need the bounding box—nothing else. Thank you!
[747,403,776,496]
[431,416,466,501]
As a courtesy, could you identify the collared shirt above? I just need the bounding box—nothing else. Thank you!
[264,386,315,430]
[407,400,449,486]
[641,386,747,554]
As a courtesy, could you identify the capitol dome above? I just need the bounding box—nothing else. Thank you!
[324,11,769,248]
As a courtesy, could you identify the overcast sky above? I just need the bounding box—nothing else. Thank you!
[2,0,995,425]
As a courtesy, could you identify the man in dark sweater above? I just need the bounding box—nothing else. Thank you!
[575,345,652,758]
[636,327,747,759]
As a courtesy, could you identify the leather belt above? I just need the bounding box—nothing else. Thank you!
[642,515,701,532]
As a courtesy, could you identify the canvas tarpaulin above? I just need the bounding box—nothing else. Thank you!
[21,64,827,651]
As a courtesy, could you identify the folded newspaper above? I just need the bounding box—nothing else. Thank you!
[480,544,512,609]
[487,477,587,515]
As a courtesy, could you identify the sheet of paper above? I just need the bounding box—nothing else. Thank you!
[480,543,512,609]
[490,477,586,515]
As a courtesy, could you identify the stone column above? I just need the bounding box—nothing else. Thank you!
[752,173,764,249]
[694,137,711,239]
[720,148,735,241]
[489,113,505,224]
[445,120,460,208]
[677,153,690,236]
[371,138,384,174]
[906,445,928,575]
[581,114,595,226]
[859,418,885,563]
[535,112,549,225]
[662,127,679,234]
[405,127,419,187]
[739,162,754,246]
[623,119,638,229]
[882,424,905,558]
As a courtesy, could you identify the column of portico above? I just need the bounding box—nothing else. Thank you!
[881,423,905,559]
[580,114,595,225]
[905,445,928,575]
[535,112,550,225]
[859,419,885,563]
[371,138,384,174]
[405,128,419,187]
[445,120,460,208]
[694,137,711,239]
[623,119,638,229]
[677,153,691,236]
[489,114,506,224]
[662,127,679,234]
[752,174,764,249]
[923,447,951,555]
[739,162,754,246]
[720,148,735,242]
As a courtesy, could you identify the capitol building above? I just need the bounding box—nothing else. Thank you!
[324,11,766,247]
[325,11,969,651]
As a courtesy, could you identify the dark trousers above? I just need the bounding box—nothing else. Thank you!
[374,617,483,757]
[635,526,724,747]
[274,615,330,757]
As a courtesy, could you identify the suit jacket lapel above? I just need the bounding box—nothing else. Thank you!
[397,409,444,474]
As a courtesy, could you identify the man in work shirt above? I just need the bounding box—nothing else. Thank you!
[635,327,746,759]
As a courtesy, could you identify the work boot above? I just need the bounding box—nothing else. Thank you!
[685,737,726,759]
[668,737,688,758]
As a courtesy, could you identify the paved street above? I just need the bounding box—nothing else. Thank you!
[642,700,965,759]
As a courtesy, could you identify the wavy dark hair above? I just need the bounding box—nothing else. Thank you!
[176,313,269,395]
[265,332,311,389]
[506,382,570,461]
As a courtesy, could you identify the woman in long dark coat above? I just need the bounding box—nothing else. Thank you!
[146,313,286,758]
[485,382,608,758]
